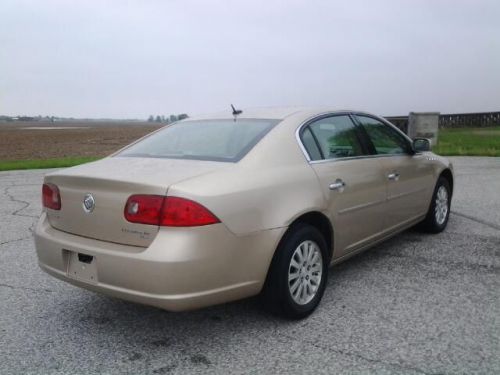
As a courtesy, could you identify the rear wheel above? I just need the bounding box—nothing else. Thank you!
[262,224,328,319]
[420,176,451,233]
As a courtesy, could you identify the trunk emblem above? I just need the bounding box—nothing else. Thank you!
[83,193,96,213]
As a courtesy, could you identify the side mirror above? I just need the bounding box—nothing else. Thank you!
[413,138,431,152]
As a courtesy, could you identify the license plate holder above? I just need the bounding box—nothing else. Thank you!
[65,250,98,284]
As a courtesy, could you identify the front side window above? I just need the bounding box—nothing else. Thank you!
[118,119,279,162]
[301,115,365,160]
[354,115,411,155]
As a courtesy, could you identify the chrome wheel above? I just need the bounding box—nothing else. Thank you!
[435,185,449,225]
[288,240,323,305]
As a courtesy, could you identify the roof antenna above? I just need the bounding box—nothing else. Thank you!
[231,104,242,121]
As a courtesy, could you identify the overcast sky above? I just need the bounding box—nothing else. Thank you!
[1,0,499,119]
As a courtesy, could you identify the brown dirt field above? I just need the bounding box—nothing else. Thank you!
[0,121,162,160]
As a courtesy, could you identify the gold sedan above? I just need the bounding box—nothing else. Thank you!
[35,108,453,318]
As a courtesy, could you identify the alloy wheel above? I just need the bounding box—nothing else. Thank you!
[435,185,449,225]
[288,240,323,305]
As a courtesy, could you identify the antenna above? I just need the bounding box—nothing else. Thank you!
[231,104,242,121]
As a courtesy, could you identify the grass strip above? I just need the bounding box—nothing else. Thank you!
[0,157,100,171]
[433,127,500,157]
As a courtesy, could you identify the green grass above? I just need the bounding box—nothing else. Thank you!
[0,157,100,171]
[434,127,500,157]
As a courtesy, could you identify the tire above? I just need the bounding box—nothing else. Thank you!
[420,176,451,233]
[262,223,329,319]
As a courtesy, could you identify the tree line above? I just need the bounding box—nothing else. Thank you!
[148,114,188,123]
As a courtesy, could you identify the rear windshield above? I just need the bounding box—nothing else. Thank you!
[118,119,279,162]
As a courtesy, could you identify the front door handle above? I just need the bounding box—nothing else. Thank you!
[387,172,400,181]
[329,179,346,192]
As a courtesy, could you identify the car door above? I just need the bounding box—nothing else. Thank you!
[300,114,387,258]
[353,114,435,232]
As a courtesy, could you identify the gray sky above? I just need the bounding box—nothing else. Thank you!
[1,0,499,119]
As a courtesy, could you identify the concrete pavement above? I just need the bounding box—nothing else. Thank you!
[0,157,499,374]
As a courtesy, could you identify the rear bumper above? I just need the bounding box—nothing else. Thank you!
[35,212,284,311]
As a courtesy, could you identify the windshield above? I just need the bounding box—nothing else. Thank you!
[118,119,279,162]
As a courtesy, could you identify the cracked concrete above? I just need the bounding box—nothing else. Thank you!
[4,186,37,218]
[0,158,499,375]
[279,331,441,375]
[0,236,33,246]
[451,210,500,231]
[0,174,42,247]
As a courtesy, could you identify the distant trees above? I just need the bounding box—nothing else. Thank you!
[0,115,56,122]
[147,113,189,124]
[0,113,189,124]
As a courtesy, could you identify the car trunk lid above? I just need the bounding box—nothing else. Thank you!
[44,157,228,247]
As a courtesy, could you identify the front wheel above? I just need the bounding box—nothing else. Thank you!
[420,176,451,233]
[262,224,329,319]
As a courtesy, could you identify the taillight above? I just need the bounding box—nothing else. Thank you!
[124,195,220,227]
[124,195,164,225]
[42,183,61,210]
[160,197,220,227]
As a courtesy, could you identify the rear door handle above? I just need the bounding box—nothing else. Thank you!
[387,172,400,181]
[329,179,346,192]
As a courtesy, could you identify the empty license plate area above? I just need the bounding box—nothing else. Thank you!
[65,250,98,284]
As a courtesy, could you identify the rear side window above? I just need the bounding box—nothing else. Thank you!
[301,127,322,161]
[118,119,279,162]
[354,115,411,155]
[302,115,365,160]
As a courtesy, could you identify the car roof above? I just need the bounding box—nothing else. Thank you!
[187,107,363,121]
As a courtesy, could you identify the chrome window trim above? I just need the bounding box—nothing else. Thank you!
[295,111,415,165]
[308,153,415,165]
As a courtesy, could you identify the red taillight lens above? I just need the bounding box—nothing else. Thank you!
[160,197,220,227]
[124,195,165,225]
[42,183,61,210]
[124,195,220,227]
